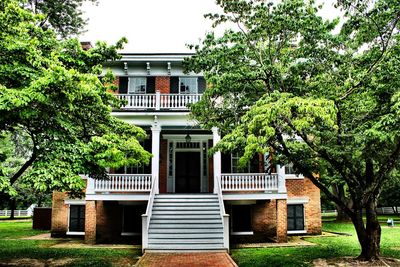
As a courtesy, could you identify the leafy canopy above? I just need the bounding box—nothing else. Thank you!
[0,0,151,197]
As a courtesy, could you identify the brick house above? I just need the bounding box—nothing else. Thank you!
[51,53,322,251]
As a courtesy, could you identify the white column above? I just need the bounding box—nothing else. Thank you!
[151,123,161,194]
[86,176,95,194]
[212,127,222,193]
[277,164,287,193]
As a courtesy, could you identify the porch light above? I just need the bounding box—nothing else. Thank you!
[185,134,191,143]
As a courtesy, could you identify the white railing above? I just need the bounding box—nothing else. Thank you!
[215,175,230,251]
[0,210,29,217]
[220,173,279,191]
[160,93,202,109]
[116,92,202,110]
[93,174,153,192]
[142,175,158,252]
[117,94,156,109]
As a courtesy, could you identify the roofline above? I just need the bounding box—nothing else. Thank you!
[116,53,194,62]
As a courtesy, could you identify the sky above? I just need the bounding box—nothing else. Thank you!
[79,0,342,53]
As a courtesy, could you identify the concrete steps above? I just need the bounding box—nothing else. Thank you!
[147,194,225,251]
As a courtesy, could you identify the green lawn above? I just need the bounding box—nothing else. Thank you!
[0,220,141,267]
[232,219,400,267]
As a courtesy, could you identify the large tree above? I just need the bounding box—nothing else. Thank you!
[0,0,151,197]
[185,0,400,261]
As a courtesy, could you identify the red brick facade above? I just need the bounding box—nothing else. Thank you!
[50,192,68,237]
[155,77,170,93]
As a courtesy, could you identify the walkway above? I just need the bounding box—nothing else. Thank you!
[136,252,238,267]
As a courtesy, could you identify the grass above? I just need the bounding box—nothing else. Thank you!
[0,220,141,266]
[232,219,400,267]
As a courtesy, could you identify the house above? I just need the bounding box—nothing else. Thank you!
[50,53,322,251]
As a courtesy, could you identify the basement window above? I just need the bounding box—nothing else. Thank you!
[68,205,85,234]
[287,204,305,232]
[231,205,253,235]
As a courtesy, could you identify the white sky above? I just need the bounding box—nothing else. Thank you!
[79,0,342,53]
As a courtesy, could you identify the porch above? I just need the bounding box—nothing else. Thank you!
[116,92,202,110]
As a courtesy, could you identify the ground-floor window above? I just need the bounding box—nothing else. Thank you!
[69,205,85,232]
[122,205,146,234]
[231,205,253,234]
[287,204,304,231]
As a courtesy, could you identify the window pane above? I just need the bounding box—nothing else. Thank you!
[179,78,197,94]
[287,204,304,231]
[232,205,252,232]
[128,77,146,94]
[69,205,85,232]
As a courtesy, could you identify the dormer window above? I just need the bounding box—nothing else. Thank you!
[179,77,198,94]
[128,77,147,94]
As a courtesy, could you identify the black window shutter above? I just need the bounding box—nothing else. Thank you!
[146,77,155,93]
[198,77,207,93]
[170,77,179,93]
[119,77,128,94]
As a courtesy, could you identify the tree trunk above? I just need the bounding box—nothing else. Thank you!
[9,199,16,219]
[336,205,351,221]
[332,184,352,221]
[352,202,381,261]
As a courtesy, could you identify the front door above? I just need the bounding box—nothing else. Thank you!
[175,152,201,193]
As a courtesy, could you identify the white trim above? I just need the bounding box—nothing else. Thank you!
[231,231,254,236]
[64,199,86,205]
[223,193,287,200]
[285,174,304,180]
[121,232,141,236]
[287,197,309,205]
[66,231,85,236]
[162,134,212,141]
[287,230,307,234]
[85,194,150,201]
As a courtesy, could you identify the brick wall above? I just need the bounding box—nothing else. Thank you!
[50,192,68,237]
[276,199,288,242]
[286,177,322,234]
[156,77,170,93]
[85,201,96,244]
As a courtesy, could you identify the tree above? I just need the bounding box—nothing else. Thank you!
[23,0,97,38]
[185,0,400,261]
[0,0,151,198]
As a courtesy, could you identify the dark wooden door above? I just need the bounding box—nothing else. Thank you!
[175,152,201,193]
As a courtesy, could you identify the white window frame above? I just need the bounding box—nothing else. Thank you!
[284,162,304,179]
[287,203,307,234]
[128,77,147,94]
[66,203,86,236]
[179,77,198,94]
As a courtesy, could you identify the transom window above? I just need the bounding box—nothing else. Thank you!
[128,77,146,94]
[179,77,198,94]
[287,204,305,231]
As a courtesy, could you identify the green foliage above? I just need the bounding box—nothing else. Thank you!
[0,0,151,197]
[186,0,400,258]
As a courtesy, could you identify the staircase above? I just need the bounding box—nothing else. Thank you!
[147,194,225,251]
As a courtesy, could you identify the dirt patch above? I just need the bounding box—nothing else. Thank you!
[21,233,53,240]
[313,257,400,267]
[113,257,140,267]
[0,258,74,267]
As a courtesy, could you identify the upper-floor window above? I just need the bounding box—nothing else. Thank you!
[285,162,303,178]
[128,77,146,94]
[179,77,198,94]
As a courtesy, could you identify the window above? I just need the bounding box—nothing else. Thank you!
[179,77,198,94]
[122,205,146,234]
[230,153,260,173]
[128,77,146,94]
[284,162,303,178]
[69,205,85,232]
[231,205,253,234]
[287,204,305,231]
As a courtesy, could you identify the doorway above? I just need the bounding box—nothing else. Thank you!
[175,152,201,193]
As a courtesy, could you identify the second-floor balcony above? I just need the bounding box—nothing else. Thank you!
[116,92,202,111]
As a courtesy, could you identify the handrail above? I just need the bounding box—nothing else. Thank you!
[142,175,158,251]
[216,175,229,251]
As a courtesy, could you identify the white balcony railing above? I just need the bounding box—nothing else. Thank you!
[92,174,153,192]
[220,173,279,191]
[116,92,202,110]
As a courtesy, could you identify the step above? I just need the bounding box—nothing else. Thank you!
[155,194,217,199]
[149,239,223,244]
[152,210,220,215]
[147,244,225,250]
[149,224,223,229]
[153,202,219,207]
[152,215,220,219]
[154,198,218,204]
[152,206,220,211]
[150,219,222,224]
[149,233,223,239]
[149,228,223,234]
